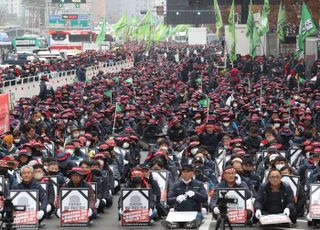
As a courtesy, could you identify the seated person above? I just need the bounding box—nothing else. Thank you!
[254,169,297,224]
[162,164,207,229]
[210,166,252,223]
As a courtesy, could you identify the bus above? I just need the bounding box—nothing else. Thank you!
[48,30,114,52]
[12,35,47,54]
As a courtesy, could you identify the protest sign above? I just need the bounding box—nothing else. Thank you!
[121,189,150,226]
[309,184,320,219]
[151,170,168,204]
[281,176,299,201]
[260,214,291,225]
[10,190,38,229]
[217,189,247,225]
[60,188,89,227]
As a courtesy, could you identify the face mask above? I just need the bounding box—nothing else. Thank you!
[48,171,58,175]
[91,169,100,176]
[274,123,280,128]
[34,172,43,180]
[223,122,230,127]
[14,139,21,143]
[65,149,75,155]
[190,147,199,155]
[160,146,168,151]
[79,131,85,136]
[122,142,130,149]
[195,174,205,181]
[182,178,191,184]
[293,96,298,100]
[86,141,91,147]
[300,103,305,107]
[275,164,285,171]
[98,160,104,166]
[195,119,202,124]
[72,133,80,138]
[233,103,238,108]
[132,176,142,184]
[44,166,48,172]
[35,118,41,122]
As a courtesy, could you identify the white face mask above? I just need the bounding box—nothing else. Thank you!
[195,119,202,124]
[35,118,41,122]
[182,178,191,184]
[275,164,285,171]
[122,142,130,149]
[274,123,280,128]
[72,133,80,138]
[190,147,199,155]
[233,103,238,108]
[223,122,230,127]
[293,95,299,100]
[160,146,168,151]
[98,160,104,166]
[86,141,91,147]
[65,149,74,155]
[14,139,21,143]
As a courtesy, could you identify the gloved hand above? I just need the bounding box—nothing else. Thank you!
[88,208,93,217]
[37,210,44,220]
[255,209,262,219]
[235,174,242,185]
[46,204,52,213]
[95,199,100,208]
[176,194,186,203]
[149,209,153,217]
[283,208,290,216]
[56,208,61,218]
[213,207,220,215]
[101,199,107,206]
[114,180,119,188]
[185,190,195,198]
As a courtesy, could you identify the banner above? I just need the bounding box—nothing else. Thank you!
[0,175,4,193]
[309,184,320,219]
[281,175,299,202]
[60,188,89,227]
[10,190,39,229]
[151,171,168,204]
[289,148,303,168]
[121,189,150,226]
[217,189,247,225]
[0,93,10,134]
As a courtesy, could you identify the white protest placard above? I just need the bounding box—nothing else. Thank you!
[260,214,291,225]
[289,148,303,168]
[309,184,320,219]
[217,189,247,225]
[281,176,299,201]
[0,175,4,193]
[60,188,89,227]
[39,182,48,196]
[10,190,39,229]
[151,170,168,204]
[121,189,150,226]
[166,211,198,222]
[215,158,224,176]
[217,148,226,158]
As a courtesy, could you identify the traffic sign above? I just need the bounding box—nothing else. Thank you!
[62,14,79,20]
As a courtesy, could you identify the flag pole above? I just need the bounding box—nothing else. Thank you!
[206,98,210,123]
[112,102,118,135]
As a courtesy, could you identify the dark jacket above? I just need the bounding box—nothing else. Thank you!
[13,179,47,212]
[254,182,295,212]
[167,179,207,212]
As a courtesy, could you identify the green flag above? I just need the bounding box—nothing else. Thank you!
[112,76,120,82]
[113,14,128,35]
[154,23,168,42]
[95,17,106,45]
[277,2,286,42]
[259,0,270,36]
[104,90,112,98]
[137,10,152,39]
[199,98,210,107]
[116,103,122,112]
[195,77,202,84]
[228,0,236,62]
[213,0,223,35]
[295,2,318,56]
[246,0,260,57]
[124,78,133,84]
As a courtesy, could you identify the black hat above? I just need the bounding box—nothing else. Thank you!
[140,163,150,170]
[181,164,194,171]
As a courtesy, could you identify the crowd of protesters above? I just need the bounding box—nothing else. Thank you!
[0,42,320,228]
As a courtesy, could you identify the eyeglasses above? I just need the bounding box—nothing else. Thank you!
[269,175,281,180]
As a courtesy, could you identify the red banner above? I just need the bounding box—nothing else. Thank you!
[227,209,247,223]
[122,209,149,224]
[61,209,88,225]
[14,211,37,225]
[0,94,10,134]
[310,204,320,217]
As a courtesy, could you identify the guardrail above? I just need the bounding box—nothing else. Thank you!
[1,59,133,105]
